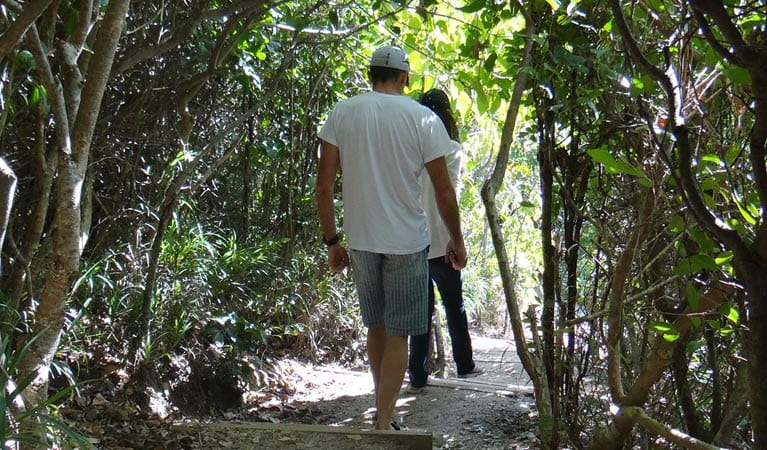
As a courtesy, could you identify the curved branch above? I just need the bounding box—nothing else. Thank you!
[623,407,725,450]
[0,0,55,60]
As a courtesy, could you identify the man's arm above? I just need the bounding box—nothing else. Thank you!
[316,140,348,272]
[425,156,467,269]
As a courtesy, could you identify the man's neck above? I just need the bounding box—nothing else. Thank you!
[372,83,402,95]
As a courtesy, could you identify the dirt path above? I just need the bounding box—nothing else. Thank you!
[262,334,541,449]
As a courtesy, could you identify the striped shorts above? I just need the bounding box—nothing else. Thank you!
[349,247,430,336]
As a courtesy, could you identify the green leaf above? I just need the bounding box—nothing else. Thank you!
[672,259,694,276]
[719,304,739,324]
[686,283,699,310]
[690,316,702,329]
[734,196,758,225]
[669,214,685,232]
[587,148,644,177]
[587,148,615,165]
[720,64,751,85]
[691,254,719,271]
[650,321,673,332]
[663,330,680,342]
[725,144,742,165]
[458,0,486,13]
[484,52,498,73]
[520,201,535,208]
[701,154,722,165]
[715,252,733,264]
[706,319,720,330]
[686,340,702,354]
[689,229,714,253]
[470,76,489,114]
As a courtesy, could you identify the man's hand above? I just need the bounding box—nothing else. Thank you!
[328,244,349,273]
[445,238,467,270]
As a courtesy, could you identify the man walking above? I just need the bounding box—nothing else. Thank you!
[315,45,467,430]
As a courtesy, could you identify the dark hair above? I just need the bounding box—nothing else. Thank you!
[369,66,407,84]
[420,89,459,142]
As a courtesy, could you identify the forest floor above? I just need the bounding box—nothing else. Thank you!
[64,333,541,449]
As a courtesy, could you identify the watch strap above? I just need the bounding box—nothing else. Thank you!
[323,234,340,246]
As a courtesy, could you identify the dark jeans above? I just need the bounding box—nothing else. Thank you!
[408,257,475,388]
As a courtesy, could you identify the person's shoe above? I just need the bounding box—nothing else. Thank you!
[457,366,484,378]
[404,384,425,394]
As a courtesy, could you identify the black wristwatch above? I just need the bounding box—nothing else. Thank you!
[323,234,340,247]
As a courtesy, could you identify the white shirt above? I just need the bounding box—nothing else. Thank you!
[423,140,462,259]
[319,91,452,254]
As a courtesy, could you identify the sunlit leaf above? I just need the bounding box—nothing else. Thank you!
[733,196,758,225]
[663,331,680,342]
[720,304,739,324]
[715,252,733,265]
[650,321,673,332]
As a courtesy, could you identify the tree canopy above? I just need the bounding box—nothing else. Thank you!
[0,0,764,447]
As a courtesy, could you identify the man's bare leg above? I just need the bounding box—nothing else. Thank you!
[374,334,408,430]
[367,326,386,394]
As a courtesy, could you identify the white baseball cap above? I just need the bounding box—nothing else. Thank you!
[369,45,410,72]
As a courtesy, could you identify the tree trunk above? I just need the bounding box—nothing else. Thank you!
[17,0,130,408]
[479,4,559,446]
[537,104,560,446]
[732,251,767,448]
[0,157,17,274]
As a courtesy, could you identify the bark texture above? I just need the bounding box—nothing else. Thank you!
[17,0,131,407]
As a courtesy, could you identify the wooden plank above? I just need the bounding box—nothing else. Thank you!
[427,377,535,394]
[178,421,432,450]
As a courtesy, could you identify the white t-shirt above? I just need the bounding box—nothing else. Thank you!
[319,91,452,254]
[423,140,462,259]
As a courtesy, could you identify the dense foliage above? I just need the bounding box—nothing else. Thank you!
[0,0,764,448]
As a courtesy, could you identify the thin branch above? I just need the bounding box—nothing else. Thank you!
[24,24,70,155]
[623,407,726,450]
